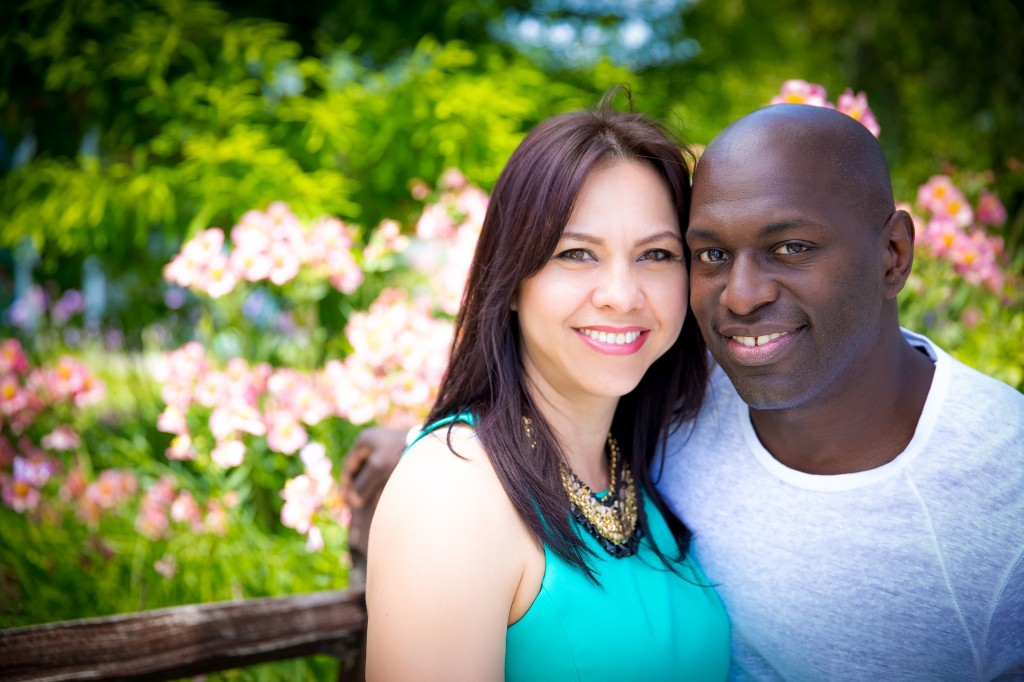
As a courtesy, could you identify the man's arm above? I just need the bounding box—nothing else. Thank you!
[339,426,407,586]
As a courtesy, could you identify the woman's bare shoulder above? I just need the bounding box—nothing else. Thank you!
[365,424,530,679]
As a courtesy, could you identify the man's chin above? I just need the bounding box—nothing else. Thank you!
[721,368,810,411]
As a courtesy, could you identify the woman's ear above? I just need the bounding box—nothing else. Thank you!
[881,209,915,300]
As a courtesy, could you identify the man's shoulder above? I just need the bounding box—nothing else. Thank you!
[908,330,1024,464]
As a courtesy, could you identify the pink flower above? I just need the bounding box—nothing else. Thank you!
[300,442,334,497]
[305,525,325,552]
[961,307,984,329]
[230,247,273,282]
[0,339,29,375]
[770,80,831,107]
[166,433,197,461]
[1,474,40,513]
[267,240,302,286]
[165,229,227,289]
[836,88,880,137]
[194,370,228,408]
[204,499,229,535]
[415,202,456,240]
[42,425,81,451]
[266,201,300,227]
[137,501,170,539]
[410,179,431,201]
[440,168,468,190]
[61,465,87,502]
[231,216,274,257]
[976,190,1007,226]
[280,474,318,534]
[157,405,188,435]
[0,375,28,416]
[149,475,179,506]
[83,469,137,516]
[308,217,354,254]
[136,475,177,538]
[363,219,411,264]
[154,342,207,386]
[154,554,178,579]
[916,175,962,214]
[186,228,226,261]
[934,193,974,229]
[211,439,246,468]
[50,356,86,399]
[326,249,364,295]
[265,412,308,455]
[454,186,489,230]
[921,217,962,258]
[199,254,238,299]
[289,379,333,427]
[170,490,203,532]
[333,288,455,426]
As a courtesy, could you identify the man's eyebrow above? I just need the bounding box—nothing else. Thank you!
[560,230,682,247]
[687,219,825,241]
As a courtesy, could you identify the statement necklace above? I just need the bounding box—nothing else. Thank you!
[524,418,642,558]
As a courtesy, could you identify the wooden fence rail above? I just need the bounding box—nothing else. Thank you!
[0,588,367,681]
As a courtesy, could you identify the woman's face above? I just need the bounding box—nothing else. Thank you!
[514,160,687,408]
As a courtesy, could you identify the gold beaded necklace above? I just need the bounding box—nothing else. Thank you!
[524,417,642,558]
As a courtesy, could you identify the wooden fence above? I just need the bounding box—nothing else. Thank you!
[0,586,366,681]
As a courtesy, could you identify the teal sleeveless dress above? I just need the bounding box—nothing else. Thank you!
[409,415,731,680]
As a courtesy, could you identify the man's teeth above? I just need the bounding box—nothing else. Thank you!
[732,331,789,347]
[580,329,642,345]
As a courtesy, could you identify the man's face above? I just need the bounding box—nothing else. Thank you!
[686,139,888,410]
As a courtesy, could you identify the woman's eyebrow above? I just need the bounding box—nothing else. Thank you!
[559,230,682,247]
[634,230,683,247]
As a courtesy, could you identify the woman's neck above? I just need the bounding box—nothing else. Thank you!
[527,385,617,491]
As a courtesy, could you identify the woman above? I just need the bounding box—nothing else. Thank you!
[366,96,730,680]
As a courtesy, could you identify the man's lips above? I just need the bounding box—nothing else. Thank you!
[729,330,795,347]
[715,326,804,366]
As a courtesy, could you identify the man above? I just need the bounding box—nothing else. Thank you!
[341,104,1024,680]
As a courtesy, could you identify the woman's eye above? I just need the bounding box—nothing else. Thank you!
[639,248,677,262]
[556,248,594,261]
[774,242,810,256]
[697,248,728,263]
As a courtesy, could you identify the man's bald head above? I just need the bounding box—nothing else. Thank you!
[694,104,896,233]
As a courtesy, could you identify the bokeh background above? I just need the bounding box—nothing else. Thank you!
[1,0,1022,678]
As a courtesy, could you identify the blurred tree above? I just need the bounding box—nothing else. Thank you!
[641,0,1024,253]
[1,0,1020,340]
[0,0,619,339]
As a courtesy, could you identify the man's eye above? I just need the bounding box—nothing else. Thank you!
[697,248,728,263]
[774,243,810,255]
[639,248,677,262]
[556,248,594,261]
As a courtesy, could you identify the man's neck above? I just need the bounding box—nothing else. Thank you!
[749,336,936,475]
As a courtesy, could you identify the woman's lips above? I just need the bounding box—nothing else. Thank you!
[575,327,649,355]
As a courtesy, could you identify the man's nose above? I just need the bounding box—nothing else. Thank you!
[721,256,777,315]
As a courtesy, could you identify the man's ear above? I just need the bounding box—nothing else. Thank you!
[881,209,915,300]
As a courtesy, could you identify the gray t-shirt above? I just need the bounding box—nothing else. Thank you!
[657,330,1024,681]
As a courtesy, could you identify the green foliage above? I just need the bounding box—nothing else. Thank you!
[0,0,606,266]
[1,4,1021,680]
[901,253,1024,390]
